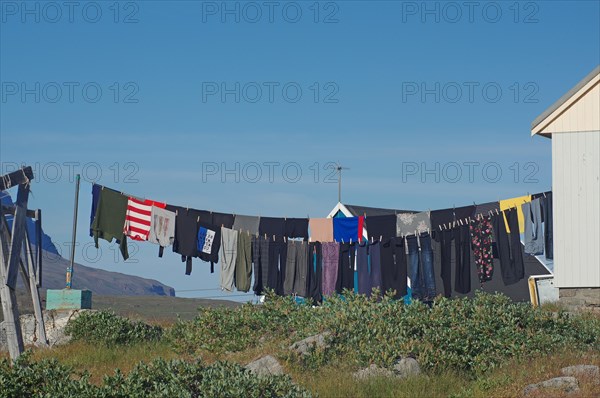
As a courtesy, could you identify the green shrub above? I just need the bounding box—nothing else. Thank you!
[65,310,163,346]
[168,290,321,354]
[170,291,600,376]
[0,354,312,398]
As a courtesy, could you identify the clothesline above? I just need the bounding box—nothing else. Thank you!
[92,182,550,241]
[89,183,554,302]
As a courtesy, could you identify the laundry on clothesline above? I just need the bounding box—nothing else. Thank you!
[89,183,554,302]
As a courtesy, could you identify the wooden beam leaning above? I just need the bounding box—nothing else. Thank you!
[24,227,48,346]
[6,184,29,290]
[0,213,49,347]
[35,209,42,287]
[0,206,25,359]
[0,166,34,191]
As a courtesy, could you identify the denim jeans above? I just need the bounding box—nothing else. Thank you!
[407,233,436,301]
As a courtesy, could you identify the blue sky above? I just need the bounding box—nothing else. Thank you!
[1,1,598,300]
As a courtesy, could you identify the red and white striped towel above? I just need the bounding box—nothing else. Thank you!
[124,197,166,241]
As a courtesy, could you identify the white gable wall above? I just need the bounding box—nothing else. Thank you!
[552,130,600,288]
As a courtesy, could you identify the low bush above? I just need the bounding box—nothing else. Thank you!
[65,310,163,346]
[170,291,600,376]
[168,290,321,354]
[0,353,312,398]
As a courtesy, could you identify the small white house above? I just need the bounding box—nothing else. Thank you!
[531,65,600,311]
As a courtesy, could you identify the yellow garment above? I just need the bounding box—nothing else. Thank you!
[499,195,531,233]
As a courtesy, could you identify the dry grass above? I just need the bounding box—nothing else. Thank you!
[30,340,178,385]
[24,341,599,398]
[460,349,600,398]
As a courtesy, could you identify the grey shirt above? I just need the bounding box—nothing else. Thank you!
[396,211,431,236]
[232,214,260,235]
[148,206,175,248]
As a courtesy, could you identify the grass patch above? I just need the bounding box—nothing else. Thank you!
[31,340,178,385]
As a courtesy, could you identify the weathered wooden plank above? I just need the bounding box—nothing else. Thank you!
[35,210,42,287]
[0,166,34,191]
[24,228,48,346]
[6,208,25,289]
[6,184,30,289]
[0,206,24,359]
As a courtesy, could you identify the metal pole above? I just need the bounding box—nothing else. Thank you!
[338,167,342,203]
[66,174,80,289]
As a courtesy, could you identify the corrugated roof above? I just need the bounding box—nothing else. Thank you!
[531,65,600,131]
[343,204,418,217]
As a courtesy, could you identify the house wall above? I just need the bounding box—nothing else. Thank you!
[542,83,600,134]
[552,130,600,288]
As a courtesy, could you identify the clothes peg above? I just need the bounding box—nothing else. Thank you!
[350,238,352,244]
[272,235,275,242]
[370,236,373,243]
[197,216,200,222]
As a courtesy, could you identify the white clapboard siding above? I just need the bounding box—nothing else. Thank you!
[552,130,600,288]
[544,84,600,134]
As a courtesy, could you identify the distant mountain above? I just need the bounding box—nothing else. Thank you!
[35,250,175,296]
[2,191,175,297]
[1,192,59,255]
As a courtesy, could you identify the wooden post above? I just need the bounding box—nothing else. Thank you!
[23,227,48,346]
[0,205,24,359]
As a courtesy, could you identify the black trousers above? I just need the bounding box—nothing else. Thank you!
[379,237,407,298]
[436,229,453,298]
[307,242,323,303]
[492,209,524,286]
[267,240,287,295]
[542,193,553,259]
[336,242,355,293]
[454,224,471,294]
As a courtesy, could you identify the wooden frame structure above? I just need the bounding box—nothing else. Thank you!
[0,166,48,359]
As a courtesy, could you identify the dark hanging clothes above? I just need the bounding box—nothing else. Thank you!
[321,242,340,296]
[336,242,355,293]
[252,235,270,295]
[284,218,309,240]
[541,193,553,259]
[235,232,252,292]
[365,215,397,241]
[91,187,129,261]
[491,209,525,286]
[407,233,436,301]
[283,240,309,296]
[212,212,235,229]
[357,242,370,296]
[455,205,476,222]
[197,220,221,267]
[172,207,202,275]
[469,216,494,284]
[434,229,453,298]
[454,224,471,294]
[379,237,407,298]
[430,209,455,231]
[90,184,101,237]
[306,242,323,303]
[267,239,287,294]
[358,241,383,297]
[474,202,500,217]
[369,241,383,294]
[259,217,286,242]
